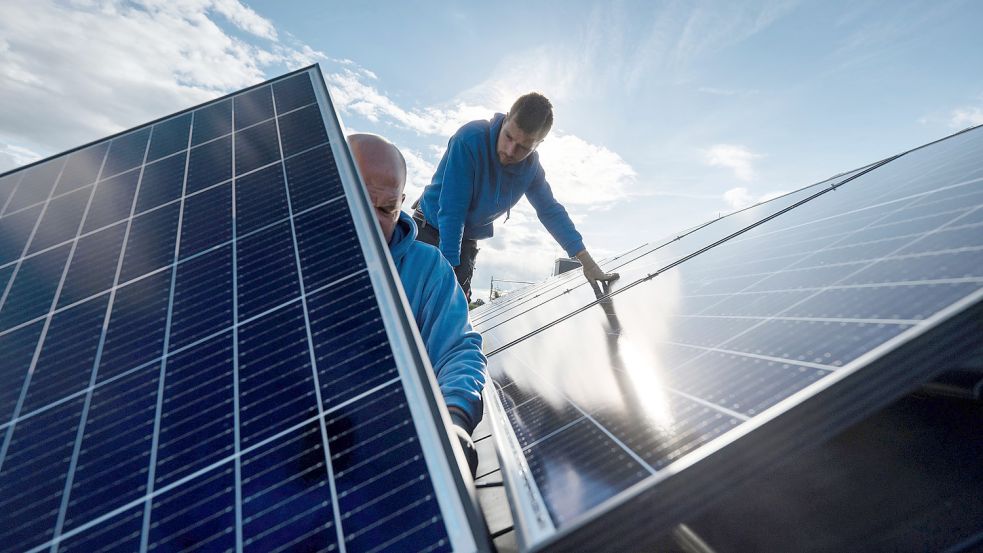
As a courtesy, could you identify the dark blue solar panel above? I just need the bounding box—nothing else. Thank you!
[96,270,171,381]
[63,366,160,531]
[278,104,329,157]
[0,397,85,552]
[308,271,397,407]
[118,202,180,281]
[22,294,109,413]
[147,113,192,162]
[294,202,365,291]
[186,135,232,193]
[481,124,983,550]
[235,163,289,235]
[272,72,317,114]
[168,245,233,351]
[58,222,126,307]
[135,153,186,213]
[285,144,345,212]
[178,182,231,258]
[28,185,91,253]
[0,67,470,553]
[236,221,300,319]
[0,321,44,423]
[0,244,70,331]
[155,331,234,486]
[191,98,232,146]
[82,169,139,232]
[5,157,64,213]
[235,119,281,176]
[103,128,150,178]
[234,85,274,129]
[147,463,237,551]
[0,204,42,265]
[55,142,109,195]
[237,301,318,445]
[240,420,339,552]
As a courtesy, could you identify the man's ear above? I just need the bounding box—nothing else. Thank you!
[400,193,406,206]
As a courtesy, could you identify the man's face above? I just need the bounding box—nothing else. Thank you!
[365,175,405,242]
[497,116,546,165]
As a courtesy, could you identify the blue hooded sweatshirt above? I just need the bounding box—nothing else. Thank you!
[389,211,487,430]
[418,113,586,266]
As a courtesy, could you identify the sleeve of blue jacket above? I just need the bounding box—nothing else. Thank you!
[435,133,475,267]
[414,250,487,431]
[525,166,586,257]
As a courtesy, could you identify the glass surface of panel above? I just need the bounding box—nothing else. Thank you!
[0,67,484,553]
[485,125,983,550]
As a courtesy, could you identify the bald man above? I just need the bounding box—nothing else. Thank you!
[347,133,485,477]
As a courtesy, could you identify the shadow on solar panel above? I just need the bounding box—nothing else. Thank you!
[481,123,983,551]
[0,66,491,553]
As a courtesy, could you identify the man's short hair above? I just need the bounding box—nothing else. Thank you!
[508,93,553,137]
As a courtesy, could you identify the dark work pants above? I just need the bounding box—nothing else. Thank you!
[414,213,479,301]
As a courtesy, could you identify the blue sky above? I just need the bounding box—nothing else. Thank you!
[1,0,981,299]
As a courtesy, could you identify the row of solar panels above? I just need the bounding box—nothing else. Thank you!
[1,64,980,552]
[472,120,983,550]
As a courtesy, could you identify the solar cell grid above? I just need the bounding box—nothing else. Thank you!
[484,123,983,550]
[0,67,485,553]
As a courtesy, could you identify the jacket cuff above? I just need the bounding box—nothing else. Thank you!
[446,406,474,434]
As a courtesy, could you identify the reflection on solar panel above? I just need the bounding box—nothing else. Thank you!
[0,66,487,553]
[475,125,983,551]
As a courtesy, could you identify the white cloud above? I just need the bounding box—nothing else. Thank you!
[0,0,321,160]
[400,147,436,205]
[0,143,42,171]
[704,144,762,182]
[537,134,635,206]
[722,186,788,211]
[327,68,490,137]
[949,106,983,129]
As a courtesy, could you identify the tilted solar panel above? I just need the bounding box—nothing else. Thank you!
[482,124,983,551]
[0,66,488,553]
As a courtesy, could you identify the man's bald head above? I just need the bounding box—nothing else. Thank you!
[347,133,407,242]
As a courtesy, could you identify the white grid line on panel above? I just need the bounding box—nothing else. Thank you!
[0,137,336,273]
[40,146,113,553]
[0,169,76,504]
[48,127,155,549]
[24,376,401,553]
[0,192,348,342]
[229,96,245,553]
[271,77,348,553]
[0,155,73,476]
[0,268,371,435]
[0,171,27,216]
[138,112,195,553]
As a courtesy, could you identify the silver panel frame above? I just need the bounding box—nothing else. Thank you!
[308,66,491,553]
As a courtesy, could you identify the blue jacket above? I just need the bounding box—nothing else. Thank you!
[389,211,487,430]
[419,113,586,266]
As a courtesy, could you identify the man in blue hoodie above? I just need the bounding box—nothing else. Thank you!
[347,133,486,477]
[414,92,619,299]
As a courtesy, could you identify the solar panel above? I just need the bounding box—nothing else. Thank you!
[482,125,983,551]
[0,66,488,552]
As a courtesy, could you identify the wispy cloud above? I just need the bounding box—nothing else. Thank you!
[537,134,635,206]
[0,143,41,170]
[327,68,489,136]
[0,0,321,169]
[722,186,788,210]
[704,144,762,182]
[949,106,983,129]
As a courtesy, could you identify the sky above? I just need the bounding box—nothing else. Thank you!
[2,0,982,300]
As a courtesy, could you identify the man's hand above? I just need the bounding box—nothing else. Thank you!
[452,424,478,478]
[576,249,619,289]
